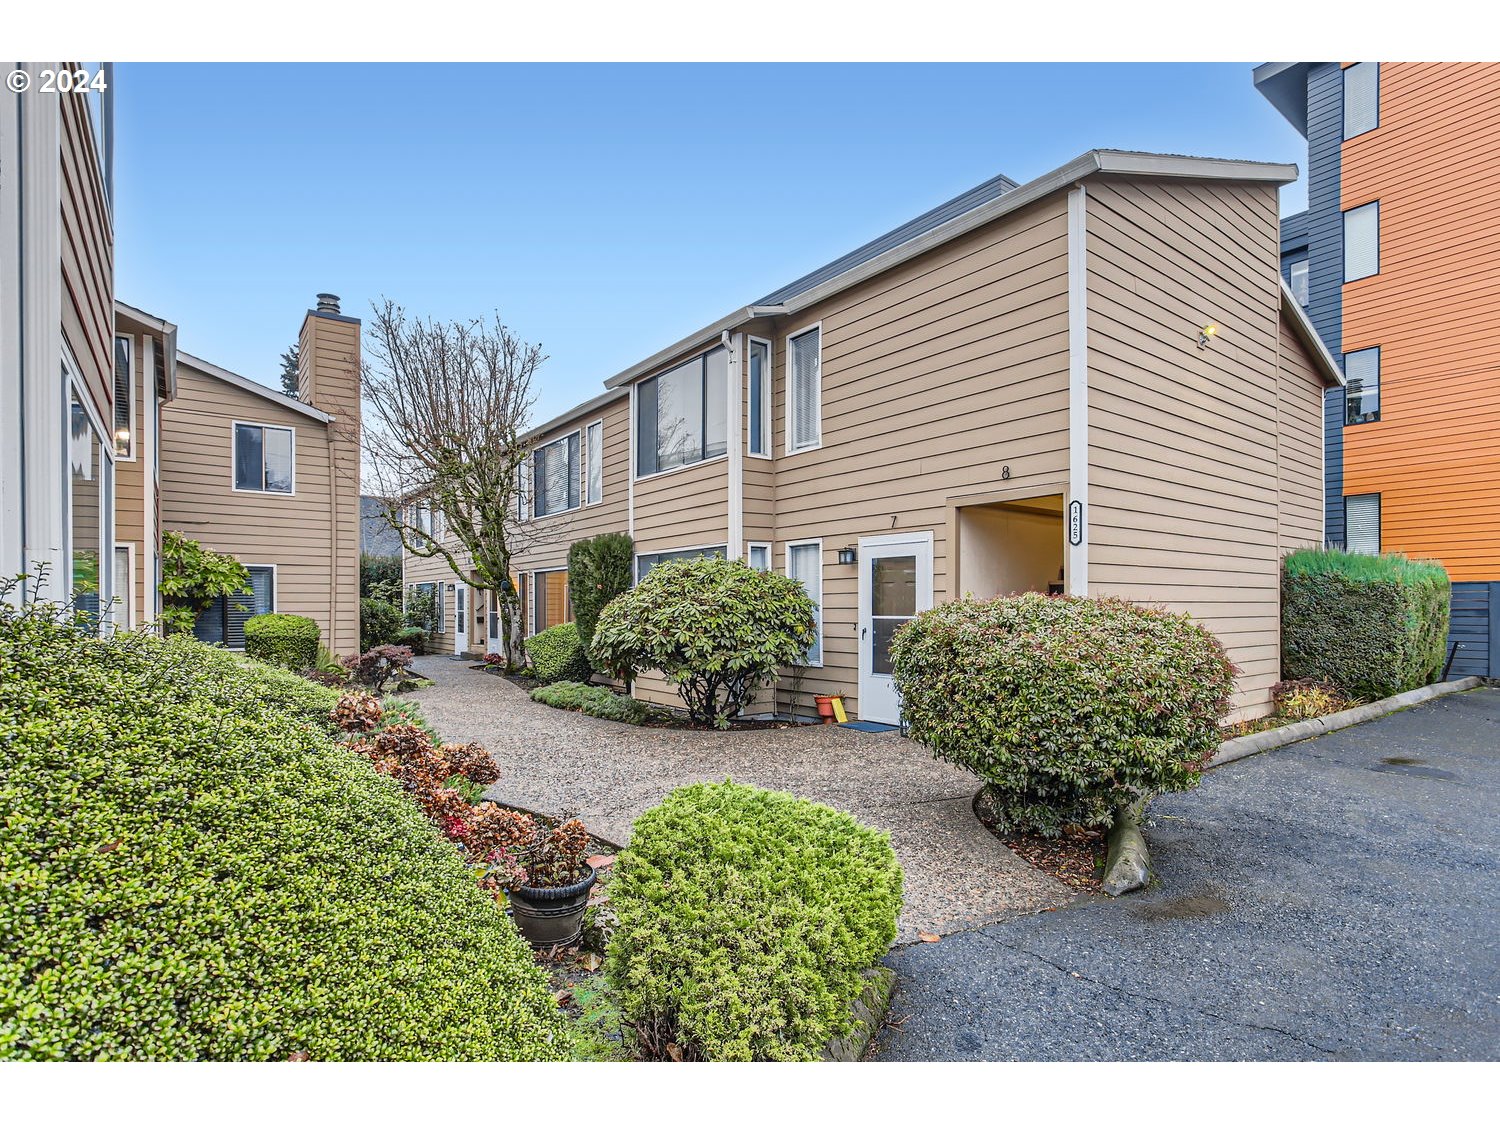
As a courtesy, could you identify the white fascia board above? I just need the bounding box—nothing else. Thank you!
[1280,279,1345,387]
[177,351,334,423]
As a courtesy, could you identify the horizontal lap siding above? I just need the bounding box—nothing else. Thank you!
[1278,321,1328,551]
[59,95,113,425]
[1085,178,1286,717]
[160,364,339,645]
[1342,63,1500,582]
[769,194,1072,716]
[633,457,728,554]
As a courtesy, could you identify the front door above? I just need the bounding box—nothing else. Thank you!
[454,584,467,655]
[857,532,933,725]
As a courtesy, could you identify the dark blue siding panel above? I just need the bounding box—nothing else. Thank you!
[1447,581,1497,679]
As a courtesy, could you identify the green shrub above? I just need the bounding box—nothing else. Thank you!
[568,532,635,659]
[243,613,321,670]
[591,557,816,727]
[891,593,1235,837]
[1282,548,1450,700]
[361,553,402,604]
[530,680,659,725]
[606,781,903,1061]
[524,622,592,685]
[360,596,403,650]
[159,531,250,636]
[0,599,568,1061]
[395,625,429,655]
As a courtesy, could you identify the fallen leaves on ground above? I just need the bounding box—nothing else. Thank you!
[917,931,942,942]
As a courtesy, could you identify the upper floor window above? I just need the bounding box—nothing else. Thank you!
[635,544,726,583]
[1343,202,1379,282]
[1287,257,1310,308]
[1344,347,1381,425]
[586,420,604,504]
[112,336,134,459]
[1345,493,1381,556]
[533,432,580,517]
[636,346,728,477]
[787,326,822,454]
[233,422,294,494]
[748,338,771,457]
[1343,63,1379,140]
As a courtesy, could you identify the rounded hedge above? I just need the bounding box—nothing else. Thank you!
[0,603,570,1060]
[243,612,320,669]
[524,622,591,685]
[890,593,1235,837]
[606,781,903,1061]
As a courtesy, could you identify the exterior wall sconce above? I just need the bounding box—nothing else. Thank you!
[1197,323,1220,350]
[837,546,858,565]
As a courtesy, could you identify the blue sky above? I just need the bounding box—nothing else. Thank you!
[115,62,1305,421]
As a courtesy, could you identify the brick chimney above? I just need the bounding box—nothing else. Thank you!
[297,293,362,655]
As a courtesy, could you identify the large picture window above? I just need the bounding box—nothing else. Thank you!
[233,422,294,493]
[193,565,274,649]
[635,347,728,477]
[533,432,581,517]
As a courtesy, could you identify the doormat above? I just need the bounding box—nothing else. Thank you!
[838,720,899,733]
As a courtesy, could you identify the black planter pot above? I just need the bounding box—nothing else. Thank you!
[507,864,598,948]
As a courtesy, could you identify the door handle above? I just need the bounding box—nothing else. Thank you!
[861,627,868,639]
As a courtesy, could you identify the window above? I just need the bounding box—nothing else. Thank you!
[747,543,771,572]
[113,335,134,458]
[787,541,823,665]
[635,347,729,477]
[69,382,111,630]
[1344,202,1379,282]
[1343,62,1379,140]
[533,432,581,517]
[635,545,726,583]
[748,338,771,457]
[586,420,604,504]
[787,326,822,453]
[1346,494,1381,556]
[1345,347,1381,425]
[233,422,294,493]
[112,546,132,630]
[532,569,571,633]
[1287,257,1310,308]
[517,460,532,521]
[193,565,274,649]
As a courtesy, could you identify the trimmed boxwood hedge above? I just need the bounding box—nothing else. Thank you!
[243,612,320,669]
[0,602,570,1061]
[1282,548,1450,701]
[606,781,903,1061]
[524,621,592,685]
[891,593,1236,837]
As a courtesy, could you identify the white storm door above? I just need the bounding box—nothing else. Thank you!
[857,532,933,725]
[454,584,467,654]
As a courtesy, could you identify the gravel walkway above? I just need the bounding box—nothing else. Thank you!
[409,656,1071,939]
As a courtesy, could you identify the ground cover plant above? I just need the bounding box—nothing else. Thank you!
[606,781,903,1061]
[892,593,1235,837]
[530,680,661,725]
[1282,548,1450,700]
[0,590,569,1061]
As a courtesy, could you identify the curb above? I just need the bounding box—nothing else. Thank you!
[1208,676,1485,770]
[1101,797,1151,897]
[825,966,896,1061]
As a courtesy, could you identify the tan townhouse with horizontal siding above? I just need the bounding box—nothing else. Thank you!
[409,150,1343,722]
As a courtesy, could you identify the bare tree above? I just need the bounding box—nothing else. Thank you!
[362,299,557,665]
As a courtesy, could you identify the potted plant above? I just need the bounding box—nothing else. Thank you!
[480,814,597,948]
[813,693,846,724]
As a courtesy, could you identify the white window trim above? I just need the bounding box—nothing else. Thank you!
[64,347,116,613]
[517,459,533,522]
[784,322,823,457]
[529,567,570,635]
[531,427,584,520]
[112,541,135,630]
[747,336,773,460]
[631,343,732,482]
[585,418,605,505]
[113,333,136,462]
[746,541,772,571]
[785,537,824,668]
[230,420,297,496]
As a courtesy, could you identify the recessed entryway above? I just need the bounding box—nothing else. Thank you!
[956,494,1065,599]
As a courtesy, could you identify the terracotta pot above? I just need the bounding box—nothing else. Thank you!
[507,864,597,948]
[814,695,839,724]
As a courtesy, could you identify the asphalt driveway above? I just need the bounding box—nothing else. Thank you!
[875,687,1500,1061]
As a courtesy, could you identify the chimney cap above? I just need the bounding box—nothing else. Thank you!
[315,293,341,314]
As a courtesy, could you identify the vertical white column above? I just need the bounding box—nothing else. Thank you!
[1066,185,1089,597]
[727,331,743,561]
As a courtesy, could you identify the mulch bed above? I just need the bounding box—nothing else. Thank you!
[1002,830,1105,893]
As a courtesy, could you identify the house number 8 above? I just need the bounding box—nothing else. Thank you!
[1001,465,1011,480]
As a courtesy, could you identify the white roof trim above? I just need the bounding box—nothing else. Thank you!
[602,149,1298,390]
[1279,279,1345,387]
[522,384,629,443]
[177,350,335,422]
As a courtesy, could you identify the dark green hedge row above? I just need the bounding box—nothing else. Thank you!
[0,603,569,1060]
[1282,549,1450,700]
[243,612,320,669]
[607,781,903,1061]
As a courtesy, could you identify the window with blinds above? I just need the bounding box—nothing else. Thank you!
[586,420,603,503]
[532,432,580,517]
[635,346,729,476]
[748,338,771,457]
[1346,494,1381,555]
[787,541,822,665]
[1344,202,1379,282]
[1343,62,1379,139]
[787,326,821,453]
[1344,347,1381,425]
[193,565,274,648]
[113,336,133,458]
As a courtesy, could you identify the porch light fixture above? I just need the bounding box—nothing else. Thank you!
[1197,323,1220,350]
[837,546,858,565]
